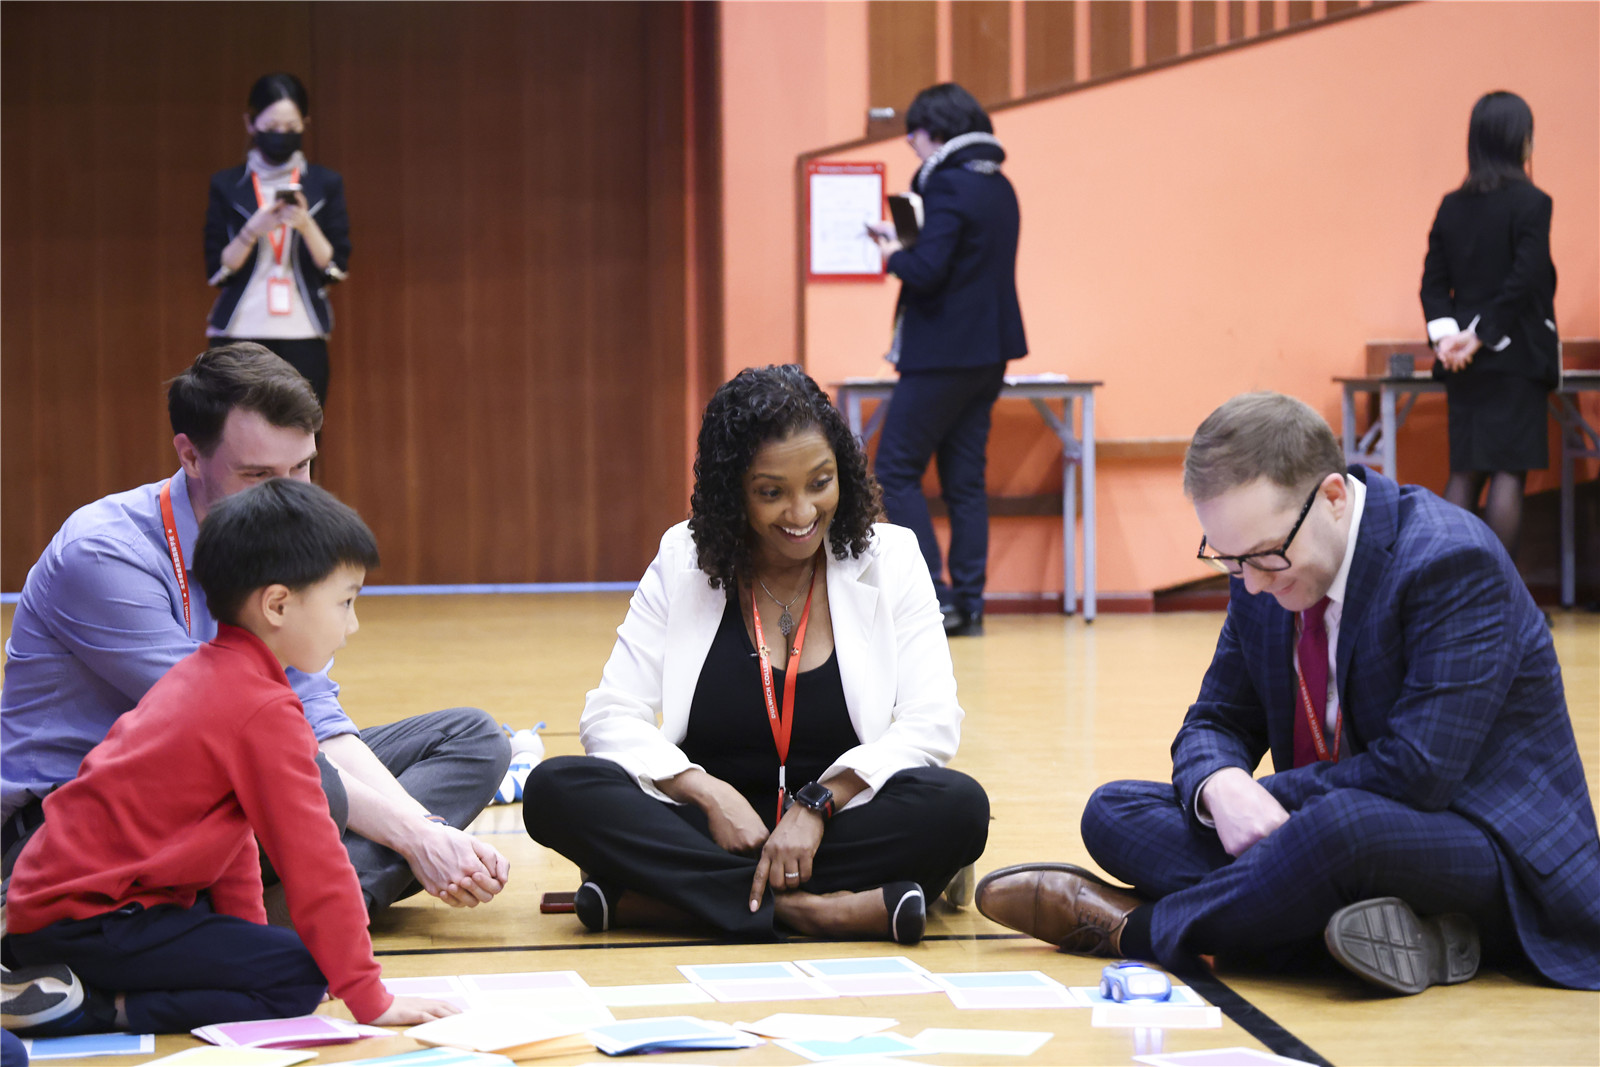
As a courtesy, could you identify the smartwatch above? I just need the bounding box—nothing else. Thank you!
[794,780,835,821]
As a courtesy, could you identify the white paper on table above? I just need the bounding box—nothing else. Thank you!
[458,970,587,994]
[137,1049,314,1067]
[910,1027,1052,1056]
[1093,1004,1222,1029]
[774,1031,922,1062]
[942,984,1079,1010]
[586,1016,761,1056]
[808,169,885,276]
[931,970,1065,991]
[591,982,714,1007]
[1134,1048,1319,1067]
[404,1008,591,1052]
[793,955,930,978]
[734,1012,898,1041]
[694,975,838,1003]
[1070,984,1208,1007]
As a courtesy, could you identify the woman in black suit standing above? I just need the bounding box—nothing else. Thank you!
[1421,90,1558,559]
[205,73,351,408]
[867,83,1027,637]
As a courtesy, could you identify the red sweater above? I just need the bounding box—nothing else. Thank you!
[6,625,392,1023]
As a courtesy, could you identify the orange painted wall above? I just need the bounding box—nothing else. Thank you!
[724,1,1600,597]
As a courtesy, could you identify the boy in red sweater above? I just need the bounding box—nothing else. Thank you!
[1,480,457,1035]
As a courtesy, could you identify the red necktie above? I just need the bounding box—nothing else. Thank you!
[1292,597,1334,768]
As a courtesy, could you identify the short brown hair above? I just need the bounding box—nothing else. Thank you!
[167,343,323,455]
[1183,392,1345,502]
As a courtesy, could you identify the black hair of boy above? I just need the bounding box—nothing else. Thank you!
[904,82,992,142]
[193,479,379,627]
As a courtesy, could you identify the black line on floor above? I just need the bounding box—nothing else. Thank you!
[373,931,1031,957]
[1168,956,1334,1067]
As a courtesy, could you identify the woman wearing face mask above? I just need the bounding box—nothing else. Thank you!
[204,73,350,407]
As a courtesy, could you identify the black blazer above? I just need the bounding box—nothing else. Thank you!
[1420,181,1558,387]
[886,139,1027,372]
[204,162,351,336]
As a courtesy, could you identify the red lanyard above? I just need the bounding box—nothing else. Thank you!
[1292,633,1341,763]
[158,480,191,634]
[249,167,300,267]
[751,562,819,824]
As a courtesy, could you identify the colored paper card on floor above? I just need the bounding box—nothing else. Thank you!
[793,956,930,978]
[815,971,942,997]
[587,1016,762,1056]
[406,1009,594,1060]
[459,971,587,994]
[1092,1004,1222,1029]
[910,1027,1052,1056]
[591,983,714,1007]
[22,1033,155,1059]
[692,976,838,1003]
[931,971,1065,990]
[139,1048,317,1067]
[1070,984,1208,1007]
[193,1015,369,1048]
[734,1013,897,1041]
[677,961,807,985]
[773,1032,922,1061]
[1134,1049,1318,1067]
[343,1049,514,1067]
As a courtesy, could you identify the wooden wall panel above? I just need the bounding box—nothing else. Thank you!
[868,0,938,118]
[951,1,1012,108]
[1,2,312,590]
[1289,1,1315,26]
[1258,0,1278,33]
[1024,0,1077,93]
[1193,0,1219,49]
[1088,1,1134,79]
[1145,1,1181,64]
[1325,0,1360,13]
[1228,0,1248,41]
[1,2,708,590]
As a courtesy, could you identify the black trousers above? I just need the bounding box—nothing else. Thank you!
[212,336,330,408]
[523,756,990,940]
[6,896,326,1033]
[874,364,1008,614]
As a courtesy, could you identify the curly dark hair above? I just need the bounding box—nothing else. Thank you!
[689,365,882,589]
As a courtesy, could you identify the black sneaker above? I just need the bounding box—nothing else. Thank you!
[1,965,85,1034]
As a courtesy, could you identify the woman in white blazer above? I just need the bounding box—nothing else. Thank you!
[525,366,989,943]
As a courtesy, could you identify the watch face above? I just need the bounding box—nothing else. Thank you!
[797,782,833,810]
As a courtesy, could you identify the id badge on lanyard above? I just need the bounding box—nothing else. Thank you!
[252,170,299,316]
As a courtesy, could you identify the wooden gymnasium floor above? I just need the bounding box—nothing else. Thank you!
[3,597,1597,1067]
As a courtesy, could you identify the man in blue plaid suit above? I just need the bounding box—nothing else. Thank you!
[976,392,1600,993]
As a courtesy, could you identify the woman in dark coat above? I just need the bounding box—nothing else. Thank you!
[1421,90,1558,558]
[868,83,1027,637]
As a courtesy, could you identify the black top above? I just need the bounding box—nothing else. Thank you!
[1420,181,1558,388]
[682,593,858,828]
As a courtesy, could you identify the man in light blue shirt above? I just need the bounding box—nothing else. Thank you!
[2,344,511,914]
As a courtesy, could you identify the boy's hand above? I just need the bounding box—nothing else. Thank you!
[371,995,460,1026]
[436,837,511,907]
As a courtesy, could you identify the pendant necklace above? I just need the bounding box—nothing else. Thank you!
[757,561,815,640]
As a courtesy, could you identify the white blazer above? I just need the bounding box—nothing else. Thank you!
[580,521,964,811]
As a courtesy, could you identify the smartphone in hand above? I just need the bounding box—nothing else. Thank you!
[275,183,302,204]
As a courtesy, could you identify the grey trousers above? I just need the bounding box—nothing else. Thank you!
[328,707,511,911]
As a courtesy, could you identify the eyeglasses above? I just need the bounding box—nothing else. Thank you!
[1197,482,1322,575]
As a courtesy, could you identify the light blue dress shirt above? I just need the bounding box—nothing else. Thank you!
[1,469,356,821]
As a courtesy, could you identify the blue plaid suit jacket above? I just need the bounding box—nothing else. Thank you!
[1172,467,1600,989]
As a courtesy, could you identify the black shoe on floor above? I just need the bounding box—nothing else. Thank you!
[574,880,620,932]
[1324,897,1479,995]
[943,607,984,637]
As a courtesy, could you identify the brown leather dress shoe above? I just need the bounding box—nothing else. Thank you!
[975,862,1141,957]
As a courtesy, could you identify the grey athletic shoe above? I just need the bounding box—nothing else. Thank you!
[1325,897,1480,995]
[1,964,86,1033]
[942,862,976,908]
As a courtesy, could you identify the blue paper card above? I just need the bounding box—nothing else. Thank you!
[23,1033,155,1059]
[775,1033,921,1061]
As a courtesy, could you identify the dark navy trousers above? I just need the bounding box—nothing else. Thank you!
[5,896,327,1034]
[523,756,990,940]
[1082,780,1516,970]
[873,364,1007,615]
